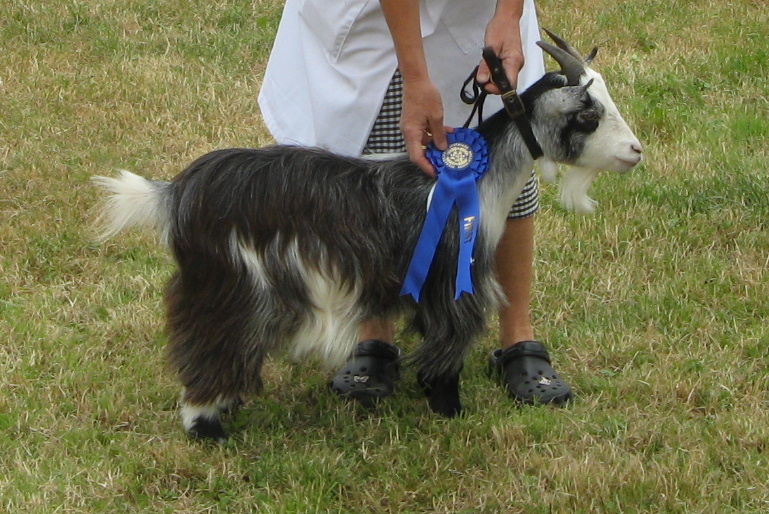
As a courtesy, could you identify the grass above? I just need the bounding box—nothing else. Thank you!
[2,0,768,512]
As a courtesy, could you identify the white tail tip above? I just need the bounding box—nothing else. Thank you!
[92,170,167,241]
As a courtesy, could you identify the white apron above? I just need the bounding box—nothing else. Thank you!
[258,0,544,156]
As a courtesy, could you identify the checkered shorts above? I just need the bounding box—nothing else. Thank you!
[363,71,539,220]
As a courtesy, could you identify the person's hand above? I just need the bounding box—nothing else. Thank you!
[475,10,525,94]
[400,77,449,177]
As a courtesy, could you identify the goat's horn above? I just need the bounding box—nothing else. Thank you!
[537,41,584,86]
[580,78,595,95]
[542,28,585,63]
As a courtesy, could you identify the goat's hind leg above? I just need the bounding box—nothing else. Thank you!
[165,271,263,443]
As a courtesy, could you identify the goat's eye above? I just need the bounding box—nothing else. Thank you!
[579,110,600,123]
[572,110,601,134]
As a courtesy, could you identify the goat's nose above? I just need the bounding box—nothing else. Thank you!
[631,141,643,154]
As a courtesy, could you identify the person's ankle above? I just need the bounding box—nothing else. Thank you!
[499,330,536,350]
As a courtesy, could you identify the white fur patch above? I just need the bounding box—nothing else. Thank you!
[232,230,270,289]
[180,392,234,431]
[180,403,220,432]
[538,158,559,183]
[361,152,407,161]
[236,236,362,370]
[180,404,219,432]
[479,159,536,251]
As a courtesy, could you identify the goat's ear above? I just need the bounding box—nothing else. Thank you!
[584,47,598,65]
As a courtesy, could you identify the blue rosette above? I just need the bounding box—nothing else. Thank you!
[426,127,490,177]
[401,128,490,302]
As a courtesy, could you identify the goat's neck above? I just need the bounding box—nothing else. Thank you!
[478,122,536,247]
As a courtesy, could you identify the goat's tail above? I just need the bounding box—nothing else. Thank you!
[92,170,172,243]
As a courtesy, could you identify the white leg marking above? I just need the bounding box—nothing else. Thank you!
[180,403,221,432]
[179,389,236,431]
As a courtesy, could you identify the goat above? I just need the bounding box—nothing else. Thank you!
[94,31,642,441]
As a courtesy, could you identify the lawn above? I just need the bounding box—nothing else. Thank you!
[1,0,768,512]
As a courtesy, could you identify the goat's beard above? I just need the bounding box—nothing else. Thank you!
[559,166,600,214]
[537,159,600,214]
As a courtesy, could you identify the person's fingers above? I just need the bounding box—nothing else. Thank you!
[482,81,501,95]
[429,122,448,151]
[404,125,436,177]
[476,59,501,94]
[476,60,491,85]
[409,146,436,177]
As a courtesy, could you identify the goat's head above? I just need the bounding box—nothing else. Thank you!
[530,30,643,213]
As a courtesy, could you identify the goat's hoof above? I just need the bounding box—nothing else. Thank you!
[417,371,462,418]
[429,395,462,418]
[186,416,228,444]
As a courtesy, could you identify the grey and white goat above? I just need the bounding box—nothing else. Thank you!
[95,32,642,441]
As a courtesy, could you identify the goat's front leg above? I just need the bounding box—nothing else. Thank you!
[410,294,487,418]
[417,368,462,417]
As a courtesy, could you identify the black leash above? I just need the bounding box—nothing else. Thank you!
[460,48,544,159]
[460,65,486,128]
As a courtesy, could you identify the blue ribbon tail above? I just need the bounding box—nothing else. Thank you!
[453,175,481,299]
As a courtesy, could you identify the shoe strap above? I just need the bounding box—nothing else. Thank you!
[353,339,402,361]
[498,340,551,367]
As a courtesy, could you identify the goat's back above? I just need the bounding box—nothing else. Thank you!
[165,147,434,293]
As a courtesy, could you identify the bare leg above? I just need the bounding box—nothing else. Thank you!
[359,317,396,343]
[492,215,572,405]
[495,216,536,348]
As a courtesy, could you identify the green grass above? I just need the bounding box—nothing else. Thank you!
[2,0,769,512]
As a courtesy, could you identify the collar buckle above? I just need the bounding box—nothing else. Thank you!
[501,90,526,119]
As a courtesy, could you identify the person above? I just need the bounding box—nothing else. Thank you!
[258,0,572,407]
